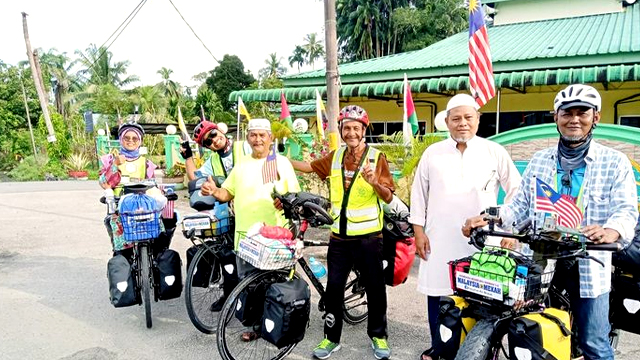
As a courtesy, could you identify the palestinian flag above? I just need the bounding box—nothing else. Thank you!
[403,73,419,145]
[280,92,293,129]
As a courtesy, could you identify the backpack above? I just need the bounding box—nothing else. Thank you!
[107,254,138,308]
[424,295,477,360]
[382,196,416,286]
[508,308,571,360]
[261,278,311,348]
[155,249,183,300]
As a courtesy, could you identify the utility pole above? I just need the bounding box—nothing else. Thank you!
[19,70,38,161]
[324,0,340,151]
[22,12,56,143]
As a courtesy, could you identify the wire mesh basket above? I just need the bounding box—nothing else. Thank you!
[236,231,299,270]
[449,256,555,306]
[120,211,162,242]
[182,213,234,238]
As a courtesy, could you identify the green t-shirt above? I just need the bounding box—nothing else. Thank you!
[222,154,301,249]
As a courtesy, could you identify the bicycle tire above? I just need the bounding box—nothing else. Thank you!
[140,244,153,329]
[343,269,368,325]
[454,319,499,360]
[185,245,223,334]
[217,270,298,360]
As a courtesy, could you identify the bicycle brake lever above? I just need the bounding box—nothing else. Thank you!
[581,254,605,267]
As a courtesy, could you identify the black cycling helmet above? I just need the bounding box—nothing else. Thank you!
[118,121,145,139]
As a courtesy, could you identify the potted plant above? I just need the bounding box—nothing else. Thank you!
[162,164,186,190]
[63,153,90,180]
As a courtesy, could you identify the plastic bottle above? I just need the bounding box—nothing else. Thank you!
[515,265,529,301]
[309,257,327,283]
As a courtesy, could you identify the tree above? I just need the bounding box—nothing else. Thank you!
[302,33,325,70]
[205,55,255,111]
[258,53,287,81]
[288,46,307,73]
[156,67,181,98]
[37,48,80,119]
[75,43,139,87]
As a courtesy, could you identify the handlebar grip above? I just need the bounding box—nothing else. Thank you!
[586,242,623,252]
[100,196,106,204]
[165,194,178,201]
[513,218,532,234]
[306,202,334,225]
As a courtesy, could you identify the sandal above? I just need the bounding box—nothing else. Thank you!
[241,331,261,342]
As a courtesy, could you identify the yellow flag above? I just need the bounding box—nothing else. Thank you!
[315,89,326,141]
[177,107,191,142]
[238,97,251,120]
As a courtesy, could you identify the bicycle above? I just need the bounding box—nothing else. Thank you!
[216,191,368,360]
[449,213,622,360]
[181,203,236,334]
[101,181,178,329]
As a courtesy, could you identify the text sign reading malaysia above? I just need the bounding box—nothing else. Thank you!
[456,272,503,301]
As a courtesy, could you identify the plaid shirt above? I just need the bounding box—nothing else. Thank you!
[501,141,639,298]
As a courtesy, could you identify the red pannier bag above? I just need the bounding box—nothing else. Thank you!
[383,237,416,286]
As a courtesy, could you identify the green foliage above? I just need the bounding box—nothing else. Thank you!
[75,44,139,87]
[8,154,67,181]
[37,111,71,162]
[376,131,443,186]
[63,153,90,171]
[205,55,255,111]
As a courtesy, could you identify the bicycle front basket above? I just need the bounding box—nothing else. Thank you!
[236,231,297,270]
[120,211,161,242]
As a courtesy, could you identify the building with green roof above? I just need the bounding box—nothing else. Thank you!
[232,0,640,141]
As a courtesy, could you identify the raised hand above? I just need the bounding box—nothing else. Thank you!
[361,162,378,185]
[179,141,193,159]
[201,175,218,197]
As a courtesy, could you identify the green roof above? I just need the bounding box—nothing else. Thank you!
[283,4,640,87]
[230,63,640,102]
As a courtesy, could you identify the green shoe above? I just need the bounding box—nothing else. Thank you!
[371,337,391,360]
[312,338,341,359]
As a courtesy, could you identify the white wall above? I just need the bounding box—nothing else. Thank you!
[493,0,623,25]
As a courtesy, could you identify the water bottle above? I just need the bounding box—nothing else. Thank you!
[515,265,529,301]
[309,257,327,283]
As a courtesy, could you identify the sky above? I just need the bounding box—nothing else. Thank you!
[1,0,326,90]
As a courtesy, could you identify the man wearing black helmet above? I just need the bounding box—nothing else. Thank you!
[291,105,394,360]
[463,84,638,360]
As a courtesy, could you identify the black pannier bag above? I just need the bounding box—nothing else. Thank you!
[613,216,640,273]
[155,249,183,300]
[219,246,239,295]
[186,244,220,288]
[235,279,268,326]
[423,295,477,360]
[261,278,311,348]
[107,254,138,308]
[610,273,640,335]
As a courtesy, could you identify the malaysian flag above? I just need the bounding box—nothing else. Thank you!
[158,184,175,219]
[468,0,496,107]
[534,178,583,229]
[262,144,279,184]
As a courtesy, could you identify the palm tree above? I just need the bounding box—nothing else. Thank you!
[288,46,307,73]
[74,44,139,87]
[37,48,80,119]
[133,85,167,122]
[258,53,287,80]
[156,67,180,98]
[302,33,325,70]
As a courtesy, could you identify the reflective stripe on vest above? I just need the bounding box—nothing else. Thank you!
[329,146,384,236]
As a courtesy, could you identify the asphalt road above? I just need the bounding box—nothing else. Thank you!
[0,181,638,360]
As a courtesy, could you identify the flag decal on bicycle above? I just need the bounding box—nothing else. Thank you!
[534,178,582,228]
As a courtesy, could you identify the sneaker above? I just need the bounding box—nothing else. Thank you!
[371,337,391,359]
[312,338,341,359]
[209,296,227,312]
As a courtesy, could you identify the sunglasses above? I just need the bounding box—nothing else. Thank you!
[122,135,140,143]
[202,130,219,147]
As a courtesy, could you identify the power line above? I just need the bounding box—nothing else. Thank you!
[168,0,220,65]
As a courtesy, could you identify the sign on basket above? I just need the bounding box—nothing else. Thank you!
[237,235,297,270]
[456,271,504,301]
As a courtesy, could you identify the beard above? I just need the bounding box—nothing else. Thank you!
[452,136,471,143]
[560,134,585,142]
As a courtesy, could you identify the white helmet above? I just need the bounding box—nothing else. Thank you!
[553,84,601,112]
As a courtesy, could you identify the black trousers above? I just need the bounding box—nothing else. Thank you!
[324,234,388,343]
[427,295,441,345]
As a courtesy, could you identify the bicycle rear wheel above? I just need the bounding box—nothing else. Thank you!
[343,268,368,325]
[217,270,297,360]
[139,244,153,328]
[185,245,223,334]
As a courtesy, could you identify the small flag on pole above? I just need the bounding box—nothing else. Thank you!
[280,92,294,129]
[315,89,327,140]
[177,107,191,142]
[468,0,496,107]
[534,178,583,229]
[262,144,279,184]
[238,97,251,121]
[403,73,419,146]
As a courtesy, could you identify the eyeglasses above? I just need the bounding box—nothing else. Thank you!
[122,136,140,143]
[202,130,218,147]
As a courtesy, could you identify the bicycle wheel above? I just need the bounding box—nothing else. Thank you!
[185,245,223,334]
[139,244,153,329]
[217,270,297,360]
[343,268,368,325]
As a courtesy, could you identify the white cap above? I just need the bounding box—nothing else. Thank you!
[247,118,272,132]
[434,111,448,132]
[446,94,480,111]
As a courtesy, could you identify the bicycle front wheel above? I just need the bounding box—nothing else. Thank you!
[139,244,153,329]
[185,245,223,334]
[343,268,368,325]
[217,270,297,360]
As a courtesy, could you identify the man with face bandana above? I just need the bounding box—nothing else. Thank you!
[464,84,639,360]
[290,105,394,360]
[410,94,521,360]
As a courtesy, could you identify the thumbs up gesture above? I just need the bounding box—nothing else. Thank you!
[201,175,218,197]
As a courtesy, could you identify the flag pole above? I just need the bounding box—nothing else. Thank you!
[236,98,241,142]
[495,89,501,135]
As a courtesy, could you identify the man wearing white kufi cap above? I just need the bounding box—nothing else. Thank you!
[409,93,521,360]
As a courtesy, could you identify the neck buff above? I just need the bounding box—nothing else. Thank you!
[557,131,592,171]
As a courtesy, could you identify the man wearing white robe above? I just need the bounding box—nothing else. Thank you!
[409,94,521,360]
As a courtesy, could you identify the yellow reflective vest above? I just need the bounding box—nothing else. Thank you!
[329,145,384,236]
[115,156,147,195]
